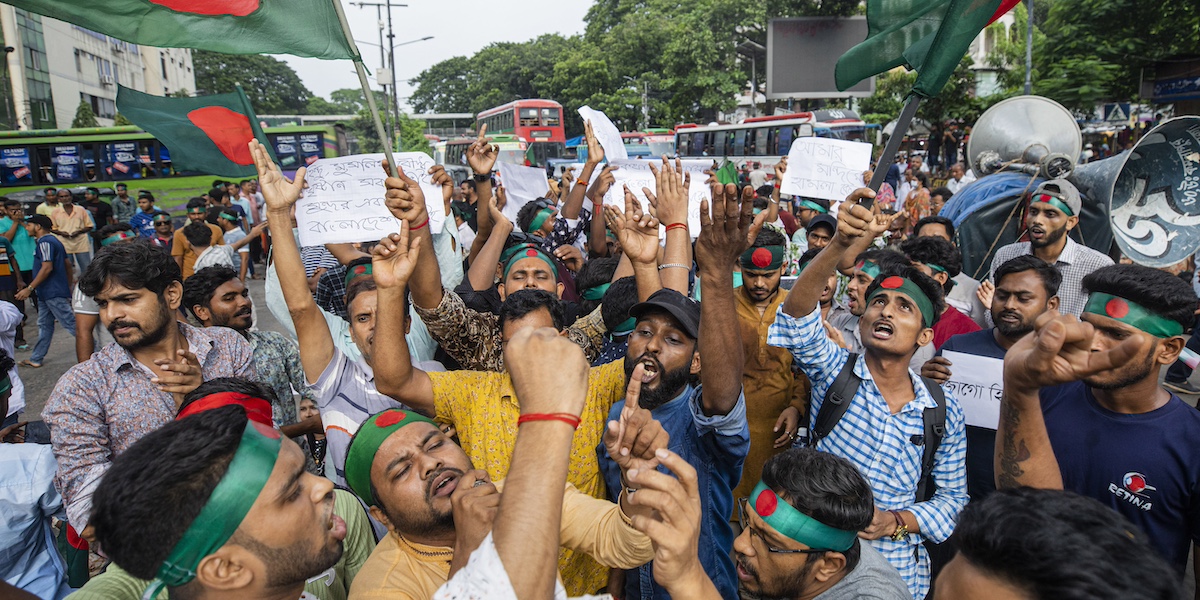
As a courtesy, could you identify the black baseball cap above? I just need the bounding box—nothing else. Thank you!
[629,288,700,340]
[807,214,838,235]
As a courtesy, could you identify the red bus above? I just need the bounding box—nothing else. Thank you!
[475,99,566,167]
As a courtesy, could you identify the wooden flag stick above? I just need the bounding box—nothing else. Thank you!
[329,0,398,177]
[866,95,921,207]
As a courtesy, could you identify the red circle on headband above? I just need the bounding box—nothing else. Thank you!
[751,248,773,268]
[755,489,778,517]
[880,276,904,289]
[525,249,538,258]
[1105,298,1130,319]
[374,410,407,428]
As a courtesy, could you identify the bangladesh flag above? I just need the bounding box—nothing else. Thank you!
[715,161,740,186]
[116,85,278,178]
[835,0,1020,98]
[7,0,356,60]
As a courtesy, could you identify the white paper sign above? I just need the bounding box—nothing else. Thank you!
[941,351,1006,430]
[577,106,628,162]
[603,159,713,235]
[781,138,873,202]
[497,162,551,222]
[296,153,446,247]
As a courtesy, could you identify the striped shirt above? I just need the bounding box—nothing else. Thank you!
[989,237,1113,317]
[767,307,968,600]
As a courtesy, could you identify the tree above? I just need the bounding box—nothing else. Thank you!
[397,114,431,155]
[72,100,98,128]
[169,89,192,98]
[192,51,312,113]
[113,113,133,126]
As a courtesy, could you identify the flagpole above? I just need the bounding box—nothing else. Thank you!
[329,0,399,177]
[866,95,921,206]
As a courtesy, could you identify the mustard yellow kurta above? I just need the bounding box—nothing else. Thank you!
[731,287,810,514]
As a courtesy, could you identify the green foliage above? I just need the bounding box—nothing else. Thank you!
[306,88,390,116]
[169,89,191,98]
[112,112,133,127]
[858,57,991,128]
[397,114,432,155]
[192,51,312,113]
[348,108,381,154]
[72,100,98,128]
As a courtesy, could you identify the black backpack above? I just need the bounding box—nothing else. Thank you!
[807,353,946,502]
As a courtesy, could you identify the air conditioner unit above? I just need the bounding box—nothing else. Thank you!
[100,75,115,85]
[112,43,124,53]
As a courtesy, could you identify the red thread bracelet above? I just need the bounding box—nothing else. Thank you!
[409,218,429,231]
[517,413,581,429]
[665,222,687,233]
[774,182,782,189]
[577,179,589,188]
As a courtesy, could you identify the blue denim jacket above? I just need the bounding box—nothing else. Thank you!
[598,383,749,600]
[0,444,72,599]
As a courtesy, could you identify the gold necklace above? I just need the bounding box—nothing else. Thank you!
[397,534,453,558]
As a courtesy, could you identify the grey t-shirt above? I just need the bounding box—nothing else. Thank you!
[817,541,910,600]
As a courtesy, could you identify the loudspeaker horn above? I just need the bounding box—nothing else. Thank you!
[1069,116,1200,267]
[967,96,1081,180]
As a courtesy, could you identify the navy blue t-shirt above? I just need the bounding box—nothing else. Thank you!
[32,234,70,300]
[1042,381,1200,570]
[939,328,1007,502]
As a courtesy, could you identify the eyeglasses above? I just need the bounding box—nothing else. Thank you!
[505,230,546,248]
[737,498,833,555]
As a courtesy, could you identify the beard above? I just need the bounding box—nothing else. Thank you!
[994,311,1034,338]
[212,305,253,332]
[1029,224,1067,249]
[108,300,174,351]
[736,550,817,600]
[1083,346,1157,390]
[624,353,694,411]
[232,512,344,587]
[383,467,462,539]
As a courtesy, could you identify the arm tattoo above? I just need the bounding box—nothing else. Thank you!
[997,394,1031,489]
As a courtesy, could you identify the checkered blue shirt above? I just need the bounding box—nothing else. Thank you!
[767,307,968,600]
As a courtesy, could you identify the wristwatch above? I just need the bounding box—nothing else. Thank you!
[473,172,491,183]
[888,510,909,541]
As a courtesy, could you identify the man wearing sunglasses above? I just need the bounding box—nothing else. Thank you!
[149,213,174,252]
[987,180,1112,317]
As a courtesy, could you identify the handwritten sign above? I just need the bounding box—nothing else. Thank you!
[603,159,713,236]
[295,153,446,247]
[578,106,628,161]
[781,137,872,202]
[497,162,551,223]
[941,351,1005,430]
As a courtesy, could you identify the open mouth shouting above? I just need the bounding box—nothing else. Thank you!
[427,469,463,500]
[870,319,895,341]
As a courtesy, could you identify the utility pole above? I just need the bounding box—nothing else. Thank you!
[1024,0,1033,95]
[641,81,649,130]
[351,1,408,141]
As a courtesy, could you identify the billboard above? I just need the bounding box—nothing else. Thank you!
[767,17,875,99]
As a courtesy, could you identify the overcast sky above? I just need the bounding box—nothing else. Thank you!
[277,0,593,112]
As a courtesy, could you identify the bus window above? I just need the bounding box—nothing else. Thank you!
[754,128,768,157]
[137,141,159,178]
[677,134,691,157]
[51,144,84,183]
[0,147,33,185]
[520,108,539,127]
[104,142,139,180]
[733,130,747,156]
[713,130,726,156]
[777,126,795,155]
[541,108,560,127]
[693,133,707,156]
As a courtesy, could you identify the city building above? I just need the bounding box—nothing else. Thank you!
[0,7,194,130]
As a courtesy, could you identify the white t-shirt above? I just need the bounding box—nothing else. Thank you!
[192,245,236,272]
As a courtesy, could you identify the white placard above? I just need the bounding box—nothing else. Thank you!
[941,351,1006,430]
[780,137,873,202]
[295,153,446,247]
[497,162,551,222]
[603,159,713,236]
[577,106,628,161]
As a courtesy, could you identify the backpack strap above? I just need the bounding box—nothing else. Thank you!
[915,377,947,503]
[809,353,862,447]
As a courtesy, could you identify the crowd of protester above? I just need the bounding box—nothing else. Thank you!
[0,126,1197,600]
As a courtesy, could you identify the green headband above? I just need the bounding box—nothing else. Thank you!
[581,282,611,301]
[798,200,828,214]
[1033,193,1074,217]
[101,230,137,247]
[750,481,857,552]
[922,262,947,275]
[0,375,11,396]
[502,244,558,280]
[867,276,936,328]
[526,207,556,233]
[219,211,238,222]
[612,316,637,337]
[143,420,281,598]
[855,259,881,279]
[1083,292,1184,338]
[345,409,436,507]
[345,263,373,287]
[741,246,786,271]
[187,207,207,215]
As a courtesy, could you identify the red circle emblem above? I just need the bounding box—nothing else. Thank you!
[1105,298,1130,319]
[755,489,778,517]
[525,249,539,258]
[374,410,406,428]
[1126,474,1147,493]
[880,276,905,289]
[751,248,773,268]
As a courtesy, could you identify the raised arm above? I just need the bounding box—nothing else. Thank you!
[466,125,498,244]
[692,183,762,415]
[996,312,1140,489]
[249,139,334,383]
[649,158,694,296]
[466,199,513,291]
[381,162,443,314]
[604,188,662,302]
[561,121,605,221]
[586,166,619,257]
[836,202,896,276]
[781,189,874,318]
[369,224,435,414]
[229,222,266,251]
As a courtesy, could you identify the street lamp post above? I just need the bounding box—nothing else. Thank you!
[1,47,14,130]
[622,75,649,131]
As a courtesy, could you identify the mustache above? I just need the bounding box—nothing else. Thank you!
[735,552,757,579]
[107,320,141,334]
[630,353,664,373]
[424,467,464,502]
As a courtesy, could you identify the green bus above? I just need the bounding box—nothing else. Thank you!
[0,124,347,196]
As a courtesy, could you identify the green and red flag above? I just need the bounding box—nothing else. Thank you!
[6,0,356,60]
[116,85,277,178]
[715,161,740,186]
[835,0,1020,98]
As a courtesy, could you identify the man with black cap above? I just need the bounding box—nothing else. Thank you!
[598,181,754,600]
[988,179,1112,316]
[791,198,832,252]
